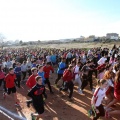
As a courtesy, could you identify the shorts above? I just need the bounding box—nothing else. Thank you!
[96,104,105,117]
[0,79,4,86]
[7,87,16,95]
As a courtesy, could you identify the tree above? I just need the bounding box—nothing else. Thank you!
[38,40,41,44]
[0,33,6,48]
[19,40,23,44]
[38,40,41,42]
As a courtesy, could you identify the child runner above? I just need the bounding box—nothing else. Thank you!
[105,70,120,118]
[43,62,54,94]
[103,71,114,105]
[0,65,5,91]
[4,67,20,106]
[26,58,32,76]
[28,76,47,120]
[55,58,66,87]
[80,61,92,94]
[73,61,82,94]
[26,67,38,107]
[61,64,74,101]
[14,62,21,88]
[91,79,108,120]
[26,67,38,88]
[38,65,46,85]
[21,61,27,81]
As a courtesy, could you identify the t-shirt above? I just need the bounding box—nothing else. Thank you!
[97,57,107,65]
[74,65,80,79]
[26,74,38,88]
[5,74,16,88]
[93,87,106,107]
[46,55,51,62]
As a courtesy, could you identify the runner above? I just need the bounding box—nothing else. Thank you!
[43,62,54,94]
[90,79,108,120]
[55,58,66,86]
[4,68,20,106]
[28,76,47,120]
[26,67,38,107]
[73,61,82,94]
[61,64,74,101]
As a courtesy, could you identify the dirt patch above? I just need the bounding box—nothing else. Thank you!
[0,73,120,120]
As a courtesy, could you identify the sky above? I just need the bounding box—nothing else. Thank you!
[0,0,120,41]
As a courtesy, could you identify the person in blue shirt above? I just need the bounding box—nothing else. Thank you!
[55,58,66,86]
[32,60,37,68]
[50,54,56,65]
[98,53,101,60]
[14,62,21,88]
[38,65,45,85]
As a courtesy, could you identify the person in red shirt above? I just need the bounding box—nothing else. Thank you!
[26,67,38,89]
[0,65,5,91]
[60,64,74,101]
[4,67,19,106]
[26,67,38,107]
[43,62,54,94]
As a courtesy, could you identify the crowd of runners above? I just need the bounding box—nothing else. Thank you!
[0,44,120,120]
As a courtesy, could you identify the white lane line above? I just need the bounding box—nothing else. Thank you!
[0,110,14,120]
[0,106,27,120]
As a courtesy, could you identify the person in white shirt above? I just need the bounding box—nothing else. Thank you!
[97,54,107,65]
[88,49,92,56]
[21,61,27,80]
[46,54,51,63]
[6,59,12,69]
[73,62,82,94]
[2,59,7,70]
[82,54,87,64]
[91,79,108,120]
[66,51,72,64]
[66,51,72,59]
[26,58,32,76]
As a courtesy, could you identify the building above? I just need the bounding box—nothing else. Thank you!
[84,35,96,42]
[106,33,119,40]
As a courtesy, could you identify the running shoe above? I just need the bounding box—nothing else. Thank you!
[88,109,93,117]
[105,111,111,118]
[31,113,36,120]
[78,89,84,95]
[15,102,20,107]
[3,92,6,99]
